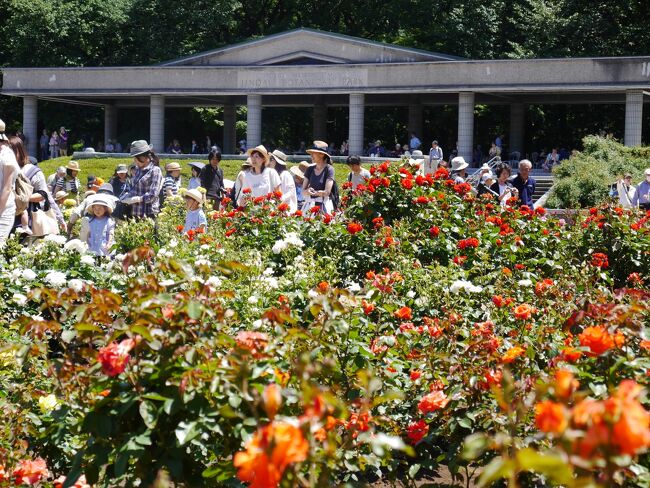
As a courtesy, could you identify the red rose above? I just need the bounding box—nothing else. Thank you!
[429,226,440,237]
[406,419,429,444]
[347,222,363,234]
[98,338,136,377]
[401,178,414,190]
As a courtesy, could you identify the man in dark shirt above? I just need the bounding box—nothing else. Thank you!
[511,159,536,207]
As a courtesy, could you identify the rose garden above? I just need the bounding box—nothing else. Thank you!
[0,147,649,487]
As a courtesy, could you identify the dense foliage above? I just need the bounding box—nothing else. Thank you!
[548,136,650,208]
[1,160,649,487]
[1,1,649,150]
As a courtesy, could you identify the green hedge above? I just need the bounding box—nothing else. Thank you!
[547,136,650,208]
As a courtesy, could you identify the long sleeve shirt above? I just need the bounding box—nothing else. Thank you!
[125,162,163,218]
[632,181,650,207]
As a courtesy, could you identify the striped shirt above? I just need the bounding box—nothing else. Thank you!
[162,176,182,197]
[54,176,80,197]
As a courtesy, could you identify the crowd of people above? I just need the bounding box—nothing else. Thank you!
[2,116,649,256]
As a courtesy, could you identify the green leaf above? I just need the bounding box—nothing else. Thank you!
[175,420,199,446]
[515,448,573,485]
[461,433,488,460]
[139,400,158,429]
[187,301,202,320]
[131,324,153,342]
[458,417,472,429]
[477,457,515,487]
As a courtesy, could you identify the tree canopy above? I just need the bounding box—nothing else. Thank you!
[2,0,649,67]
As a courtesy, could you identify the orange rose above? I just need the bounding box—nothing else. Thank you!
[417,389,449,414]
[235,331,269,358]
[13,458,49,486]
[262,384,282,420]
[554,369,579,400]
[234,421,309,488]
[501,345,526,364]
[558,347,582,363]
[513,303,533,320]
[535,400,568,434]
[394,306,412,321]
[578,325,619,356]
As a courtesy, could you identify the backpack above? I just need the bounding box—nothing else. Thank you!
[15,172,34,216]
[330,181,340,211]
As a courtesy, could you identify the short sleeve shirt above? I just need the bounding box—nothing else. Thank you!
[306,165,335,192]
[242,168,281,197]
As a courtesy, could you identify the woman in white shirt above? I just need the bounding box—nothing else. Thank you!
[268,149,297,212]
[238,145,281,206]
[490,163,518,206]
[0,119,20,246]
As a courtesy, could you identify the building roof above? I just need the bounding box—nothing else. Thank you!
[159,28,463,67]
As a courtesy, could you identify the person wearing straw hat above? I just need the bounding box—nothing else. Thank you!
[0,118,20,247]
[161,161,182,204]
[67,183,118,235]
[183,188,207,232]
[54,160,81,202]
[187,162,204,190]
[54,190,68,206]
[200,148,224,210]
[109,164,130,198]
[289,163,306,209]
[268,149,298,212]
[238,145,281,206]
[121,140,163,219]
[79,195,116,257]
[303,140,336,213]
[450,156,469,184]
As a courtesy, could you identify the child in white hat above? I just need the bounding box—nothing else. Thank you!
[79,196,115,256]
[183,188,207,232]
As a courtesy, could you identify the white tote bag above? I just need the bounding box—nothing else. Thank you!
[31,208,60,236]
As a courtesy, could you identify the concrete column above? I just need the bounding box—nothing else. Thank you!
[246,94,262,148]
[149,95,165,153]
[457,92,475,163]
[509,103,525,156]
[22,96,38,158]
[624,90,643,147]
[104,105,118,147]
[348,93,365,155]
[313,103,327,141]
[223,104,236,154]
[408,102,423,141]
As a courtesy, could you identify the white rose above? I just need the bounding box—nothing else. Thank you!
[44,234,67,245]
[206,276,222,288]
[247,295,259,304]
[64,239,88,254]
[68,279,84,293]
[80,255,95,266]
[518,279,533,287]
[45,271,67,288]
[22,269,37,281]
[12,293,27,306]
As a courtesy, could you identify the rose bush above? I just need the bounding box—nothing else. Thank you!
[0,159,648,487]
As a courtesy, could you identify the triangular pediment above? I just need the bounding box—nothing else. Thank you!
[160,29,460,67]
